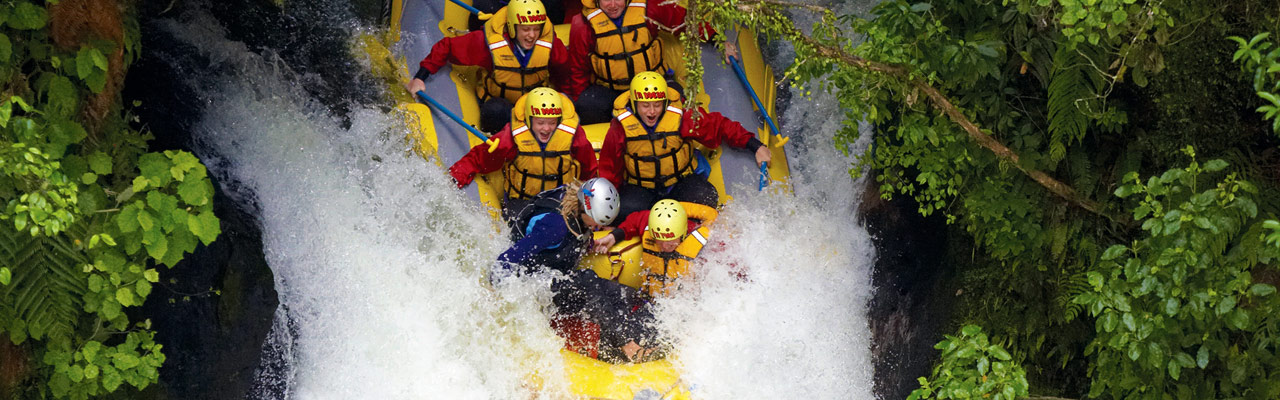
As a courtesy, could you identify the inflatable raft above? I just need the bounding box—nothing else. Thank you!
[385,0,790,398]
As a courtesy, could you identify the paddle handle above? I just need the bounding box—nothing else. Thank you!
[415,90,500,152]
[728,56,789,147]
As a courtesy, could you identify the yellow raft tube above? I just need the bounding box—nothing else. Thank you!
[376,0,790,398]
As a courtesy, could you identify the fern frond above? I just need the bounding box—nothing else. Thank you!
[0,223,90,343]
[1046,44,1103,167]
[1056,269,1091,322]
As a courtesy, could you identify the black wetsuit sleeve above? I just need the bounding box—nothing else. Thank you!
[414,67,431,81]
[746,137,764,154]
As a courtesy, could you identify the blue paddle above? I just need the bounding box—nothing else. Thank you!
[758,162,770,191]
[727,56,780,191]
[416,90,500,152]
[728,56,790,148]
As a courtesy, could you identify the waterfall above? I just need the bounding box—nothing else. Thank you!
[146,0,878,398]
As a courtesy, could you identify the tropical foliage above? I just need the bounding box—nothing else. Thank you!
[0,0,220,398]
[683,0,1280,397]
[1231,32,1280,134]
[907,325,1028,400]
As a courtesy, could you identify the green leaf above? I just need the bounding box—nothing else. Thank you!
[88,274,103,293]
[1196,345,1209,368]
[81,172,97,185]
[76,47,93,80]
[144,269,159,283]
[138,153,172,186]
[1249,283,1276,297]
[136,280,151,298]
[1164,298,1179,316]
[909,2,932,12]
[1168,359,1181,380]
[90,48,109,72]
[988,346,1012,361]
[1174,352,1195,367]
[117,205,140,233]
[1227,308,1250,330]
[85,69,106,93]
[0,33,11,62]
[1101,245,1127,260]
[116,287,135,307]
[45,75,78,118]
[177,179,211,206]
[84,364,99,380]
[69,364,84,382]
[190,211,221,245]
[1203,159,1228,172]
[137,209,155,232]
[101,365,122,391]
[88,152,113,175]
[144,233,169,261]
[83,341,100,364]
[1102,312,1117,332]
[9,2,48,30]
[112,353,139,369]
[0,267,9,285]
[1216,296,1236,315]
[1114,184,1138,198]
[101,299,121,320]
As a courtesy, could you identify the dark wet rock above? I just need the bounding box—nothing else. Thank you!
[132,177,278,400]
[860,178,956,400]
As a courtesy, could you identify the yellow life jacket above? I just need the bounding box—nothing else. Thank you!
[504,93,583,199]
[639,203,717,297]
[612,88,691,189]
[581,1,665,91]
[479,10,556,103]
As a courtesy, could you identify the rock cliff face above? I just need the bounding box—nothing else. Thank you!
[859,177,957,400]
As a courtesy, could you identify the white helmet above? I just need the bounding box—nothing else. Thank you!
[577,178,620,225]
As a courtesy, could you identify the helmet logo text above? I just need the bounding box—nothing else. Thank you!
[516,14,547,24]
[635,91,665,100]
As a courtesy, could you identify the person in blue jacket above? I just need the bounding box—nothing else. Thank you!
[492,178,659,363]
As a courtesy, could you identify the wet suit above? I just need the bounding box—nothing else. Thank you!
[494,188,657,362]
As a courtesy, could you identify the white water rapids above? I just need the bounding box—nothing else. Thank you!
[159,2,877,398]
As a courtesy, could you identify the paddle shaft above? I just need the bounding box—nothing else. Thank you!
[415,91,490,142]
[759,162,769,191]
[728,56,783,144]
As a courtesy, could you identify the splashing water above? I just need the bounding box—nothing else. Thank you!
[154,1,878,398]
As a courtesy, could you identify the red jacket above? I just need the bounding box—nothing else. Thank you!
[563,0,712,99]
[598,107,759,188]
[448,123,599,188]
[417,30,572,90]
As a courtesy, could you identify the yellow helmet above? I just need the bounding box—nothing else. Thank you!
[524,87,563,126]
[630,71,668,103]
[648,199,687,241]
[506,0,548,37]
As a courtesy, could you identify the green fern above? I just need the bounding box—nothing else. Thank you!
[0,222,91,344]
[1046,44,1102,167]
